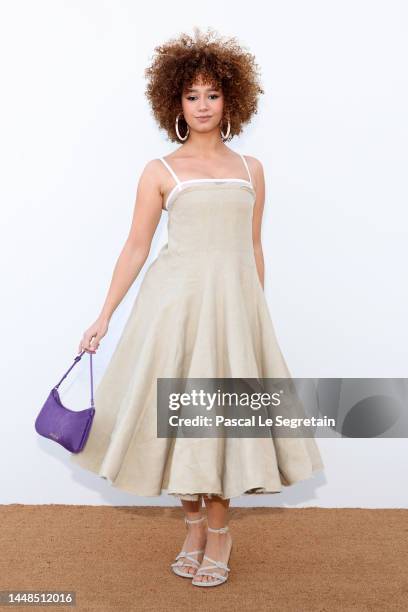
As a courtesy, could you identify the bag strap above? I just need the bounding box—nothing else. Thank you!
[54,350,94,408]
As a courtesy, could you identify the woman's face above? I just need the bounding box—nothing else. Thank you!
[181,75,225,136]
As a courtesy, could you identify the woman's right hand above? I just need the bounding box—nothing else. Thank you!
[78,316,110,354]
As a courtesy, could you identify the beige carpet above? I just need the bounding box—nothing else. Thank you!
[1,505,407,611]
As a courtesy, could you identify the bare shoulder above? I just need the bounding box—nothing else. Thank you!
[137,158,168,193]
[243,155,265,193]
[140,158,166,179]
[243,154,264,176]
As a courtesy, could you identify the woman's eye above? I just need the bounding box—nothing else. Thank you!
[186,94,220,101]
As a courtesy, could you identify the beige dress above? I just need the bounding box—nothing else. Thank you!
[70,153,324,500]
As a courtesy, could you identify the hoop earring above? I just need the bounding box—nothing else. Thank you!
[220,117,231,141]
[175,113,189,141]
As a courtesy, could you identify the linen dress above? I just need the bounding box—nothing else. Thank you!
[70,152,324,499]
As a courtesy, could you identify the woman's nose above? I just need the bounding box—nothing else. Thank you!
[198,97,209,110]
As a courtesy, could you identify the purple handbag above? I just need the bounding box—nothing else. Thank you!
[34,350,95,453]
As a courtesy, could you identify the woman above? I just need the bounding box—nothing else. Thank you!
[71,28,324,587]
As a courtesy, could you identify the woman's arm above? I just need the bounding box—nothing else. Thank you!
[249,157,266,289]
[98,160,164,321]
[79,160,164,353]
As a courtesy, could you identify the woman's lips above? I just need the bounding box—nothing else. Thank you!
[196,116,211,122]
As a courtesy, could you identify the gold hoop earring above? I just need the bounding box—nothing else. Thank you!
[220,117,231,141]
[175,113,189,141]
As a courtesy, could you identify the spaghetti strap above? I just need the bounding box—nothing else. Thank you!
[158,157,181,185]
[238,153,252,185]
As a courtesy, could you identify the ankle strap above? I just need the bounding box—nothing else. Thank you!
[207,525,229,534]
[184,515,206,525]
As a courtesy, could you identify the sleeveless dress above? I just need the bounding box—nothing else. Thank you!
[70,152,324,500]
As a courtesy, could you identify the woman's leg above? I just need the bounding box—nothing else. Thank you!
[193,495,232,584]
[176,496,207,576]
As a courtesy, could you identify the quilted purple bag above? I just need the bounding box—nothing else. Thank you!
[34,350,95,453]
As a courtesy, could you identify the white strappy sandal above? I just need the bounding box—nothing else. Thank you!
[170,515,206,578]
[191,525,232,587]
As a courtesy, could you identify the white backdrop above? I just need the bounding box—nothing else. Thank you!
[1,1,407,507]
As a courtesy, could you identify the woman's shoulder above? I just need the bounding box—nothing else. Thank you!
[140,157,171,177]
[136,158,173,195]
[242,153,263,167]
[241,154,264,180]
[144,156,167,168]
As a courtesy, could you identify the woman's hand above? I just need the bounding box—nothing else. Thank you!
[78,316,109,354]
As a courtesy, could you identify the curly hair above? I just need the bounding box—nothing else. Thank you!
[144,27,264,142]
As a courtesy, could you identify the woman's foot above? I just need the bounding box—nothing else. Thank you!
[170,515,207,578]
[192,525,232,586]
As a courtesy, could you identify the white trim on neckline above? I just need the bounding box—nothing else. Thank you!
[164,178,254,211]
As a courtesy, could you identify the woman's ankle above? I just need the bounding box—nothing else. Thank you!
[185,510,202,519]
